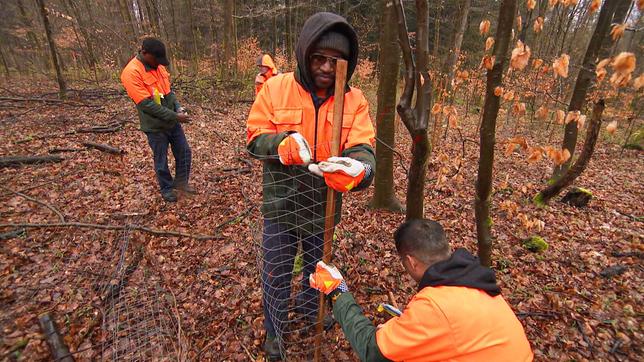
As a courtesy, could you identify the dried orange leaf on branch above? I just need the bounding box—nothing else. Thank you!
[510,40,531,70]
[503,89,515,101]
[611,52,636,75]
[536,105,549,120]
[485,37,495,51]
[527,0,537,10]
[589,0,600,13]
[553,54,570,78]
[494,86,504,97]
[547,147,571,165]
[565,110,581,124]
[481,55,495,70]
[606,121,618,134]
[532,58,544,69]
[610,72,631,88]
[517,16,523,30]
[563,0,578,7]
[533,17,544,33]
[549,0,559,7]
[555,110,566,124]
[577,114,586,129]
[527,147,543,164]
[480,20,491,35]
[432,103,442,115]
[610,24,626,41]
[634,74,644,90]
[512,102,527,116]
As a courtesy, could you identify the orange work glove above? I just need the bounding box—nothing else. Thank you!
[277,132,312,166]
[309,261,349,295]
[308,157,365,193]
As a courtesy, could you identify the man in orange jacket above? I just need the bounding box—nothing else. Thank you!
[246,12,376,361]
[310,219,534,362]
[121,38,194,203]
[255,54,278,95]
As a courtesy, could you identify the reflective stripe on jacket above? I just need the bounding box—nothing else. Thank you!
[375,286,533,362]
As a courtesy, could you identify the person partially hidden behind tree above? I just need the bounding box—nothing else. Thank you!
[310,219,534,362]
[255,54,278,95]
[121,37,195,203]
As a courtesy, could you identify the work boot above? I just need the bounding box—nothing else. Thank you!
[161,190,178,202]
[175,183,197,195]
[263,335,282,361]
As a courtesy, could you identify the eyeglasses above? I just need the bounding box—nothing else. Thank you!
[310,53,342,67]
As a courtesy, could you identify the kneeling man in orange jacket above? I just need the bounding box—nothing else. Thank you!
[310,219,534,362]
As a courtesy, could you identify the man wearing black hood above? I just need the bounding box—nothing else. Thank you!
[246,12,376,360]
[310,219,533,361]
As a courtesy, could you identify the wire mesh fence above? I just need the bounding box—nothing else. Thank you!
[250,149,342,360]
[1,223,184,361]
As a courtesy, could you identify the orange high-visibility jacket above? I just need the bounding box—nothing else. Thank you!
[375,286,533,362]
[121,56,171,105]
[255,54,279,95]
[247,72,375,161]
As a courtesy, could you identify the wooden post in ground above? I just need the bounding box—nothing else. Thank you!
[313,59,348,362]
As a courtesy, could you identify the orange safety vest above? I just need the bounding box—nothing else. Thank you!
[247,72,375,161]
[120,56,171,105]
[376,286,533,362]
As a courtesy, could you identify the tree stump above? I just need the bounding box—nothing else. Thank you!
[561,187,592,207]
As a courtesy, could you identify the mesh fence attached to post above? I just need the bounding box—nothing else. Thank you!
[250,149,340,360]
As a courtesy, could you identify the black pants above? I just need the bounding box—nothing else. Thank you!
[145,123,192,193]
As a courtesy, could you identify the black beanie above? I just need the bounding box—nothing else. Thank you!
[314,31,350,58]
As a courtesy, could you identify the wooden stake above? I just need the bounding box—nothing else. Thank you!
[313,59,348,362]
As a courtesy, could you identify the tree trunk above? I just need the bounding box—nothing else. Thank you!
[222,0,236,78]
[554,0,620,179]
[394,0,432,220]
[597,0,632,59]
[66,0,98,83]
[474,0,517,267]
[371,0,403,212]
[286,0,294,62]
[443,0,470,94]
[186,0,199,75]
[0,42,10,79]
[536,100,605,204]
[36,0,66,99]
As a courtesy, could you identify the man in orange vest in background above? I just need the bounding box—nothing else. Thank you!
[310,219,534,362]
[255,54,278,95]
[121,38,195,203]
[247,12,376,360]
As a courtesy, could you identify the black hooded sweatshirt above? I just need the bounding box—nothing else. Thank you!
[294,12,359,94]
[418,248,501,296]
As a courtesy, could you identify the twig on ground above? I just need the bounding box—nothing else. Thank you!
[81,142,125,155]
[0,222,220,240]
[0,185,65,222]
[575,318,595,358]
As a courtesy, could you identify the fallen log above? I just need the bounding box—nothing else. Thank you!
[0,155,64,167]
[38,312,74,362]
[82,142,125,155]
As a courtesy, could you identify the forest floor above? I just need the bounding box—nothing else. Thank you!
[0,78,642,361]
